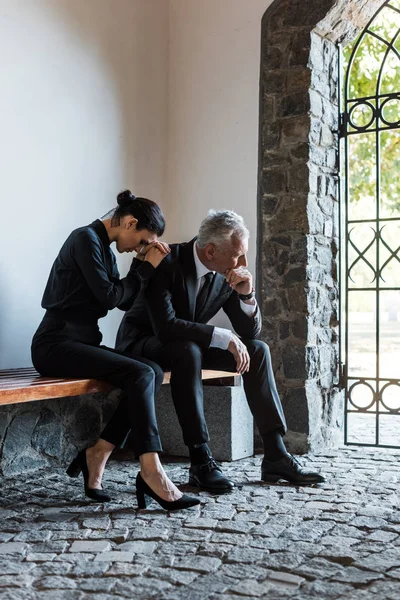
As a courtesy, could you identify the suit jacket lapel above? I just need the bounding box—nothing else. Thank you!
[180,239,197,320]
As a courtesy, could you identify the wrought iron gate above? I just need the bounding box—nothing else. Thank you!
[340,0,400,447]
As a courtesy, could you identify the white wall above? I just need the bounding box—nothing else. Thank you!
[165,0,272,326]
[0,0,272,368]
[0,0,168,368]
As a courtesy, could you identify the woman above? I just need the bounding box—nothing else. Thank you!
[31,190,199,512]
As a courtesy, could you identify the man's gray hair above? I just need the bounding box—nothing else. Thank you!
[197,209,249,249]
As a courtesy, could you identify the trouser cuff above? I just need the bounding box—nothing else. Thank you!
[135,434,163,459]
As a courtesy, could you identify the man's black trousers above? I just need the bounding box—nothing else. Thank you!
[128,337,287,447]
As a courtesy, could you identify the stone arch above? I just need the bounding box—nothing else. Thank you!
[257,0,386,452]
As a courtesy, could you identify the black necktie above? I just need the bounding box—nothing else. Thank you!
[195,272,214,318]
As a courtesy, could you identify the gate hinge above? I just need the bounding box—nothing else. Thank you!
[339,363,347,389]
[338,112,347,139]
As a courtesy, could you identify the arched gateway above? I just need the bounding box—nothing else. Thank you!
[257,0,393,452]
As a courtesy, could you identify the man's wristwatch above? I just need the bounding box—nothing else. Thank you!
[238,287,255,301]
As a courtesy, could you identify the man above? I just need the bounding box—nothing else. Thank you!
[116,210,324,492]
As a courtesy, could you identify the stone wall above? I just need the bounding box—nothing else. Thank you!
[257,0,386,452]
[0,392,121,476]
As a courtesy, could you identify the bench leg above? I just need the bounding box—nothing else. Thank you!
[155,385,254,461]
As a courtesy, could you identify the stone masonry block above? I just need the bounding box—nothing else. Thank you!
[155,385,253,462]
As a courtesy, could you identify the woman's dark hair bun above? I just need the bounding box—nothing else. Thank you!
[117,189,136,207]
[112,190,165,236]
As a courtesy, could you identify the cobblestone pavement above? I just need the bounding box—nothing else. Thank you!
[0,448,399,600]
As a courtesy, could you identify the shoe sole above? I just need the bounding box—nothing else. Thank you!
[188,476,234,494]
[261,474,324,486]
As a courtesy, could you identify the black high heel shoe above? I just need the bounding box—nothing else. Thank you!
[136,472,200,512]
[66,449,111,503]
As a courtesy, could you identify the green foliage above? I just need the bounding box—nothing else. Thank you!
[341,4,400,215]
[341,3,400,306]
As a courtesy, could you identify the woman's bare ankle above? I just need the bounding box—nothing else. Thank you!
[87,439,114,461]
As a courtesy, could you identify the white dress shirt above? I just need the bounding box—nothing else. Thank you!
[193,242,257,350]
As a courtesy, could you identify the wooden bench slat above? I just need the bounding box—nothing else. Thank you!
[0,370,38,378]
[0,367,37,371]
[0,381,85,389]
[0,376,61,383]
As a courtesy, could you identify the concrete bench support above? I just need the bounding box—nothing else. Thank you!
[155,384,254,461]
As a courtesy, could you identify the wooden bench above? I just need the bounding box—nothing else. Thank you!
[0,367,241,406]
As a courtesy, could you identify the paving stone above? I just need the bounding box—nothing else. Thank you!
[198,542,235,559]
[117,541,157,555]
[51,530,91,541]
[134,554,174,568]
[94,551,134,562]
[368,530,398,543]
[0,543,28,556]
[251,538,290,553]
[173,529,212,543]
[149,566,200,585]
[30,563,73,576]
[266,569,305,587]
[54,553,95,562]
[261,551,304,570]
[173,556,222,573]
[299,580,355,598]
[215,522,255,535]
[112,576,172,598]
[25,553,57,562]
[128,527,169,541]
[209,532,248,546]
[331,566,384,584]
[30,541,69,554]
[0,574,34,588]
[387,568,400,580]
[225,547,266,564]
[82,518,111,530]
[36,576,77,589]
[105,563,149,576]
[12,531,52,542]
[184,518,218,530]
[69,541,111,553]
[227,579,274,597]
[0,561,35,575]
[351,516,388,529]
[220,563,271,580]
[172,574,236,599]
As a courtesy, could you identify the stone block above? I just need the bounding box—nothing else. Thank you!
[94,551,134,562]
[155,385,253,462]
[282,344,305,379]
[261,169,286,195]
[31,409,63,458]
[0,543,28,555]
[69,541,111,553]
[281,116,310,143]
[261,195,279,217]
[118,541,157,555]
[278,91,309,117]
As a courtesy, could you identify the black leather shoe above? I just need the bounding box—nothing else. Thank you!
[189,458,235,493]
[261,454,325,485]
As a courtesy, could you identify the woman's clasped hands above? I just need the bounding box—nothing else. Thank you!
[136,240,171,268]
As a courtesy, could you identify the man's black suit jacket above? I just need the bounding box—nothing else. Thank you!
[115,238,262,353]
